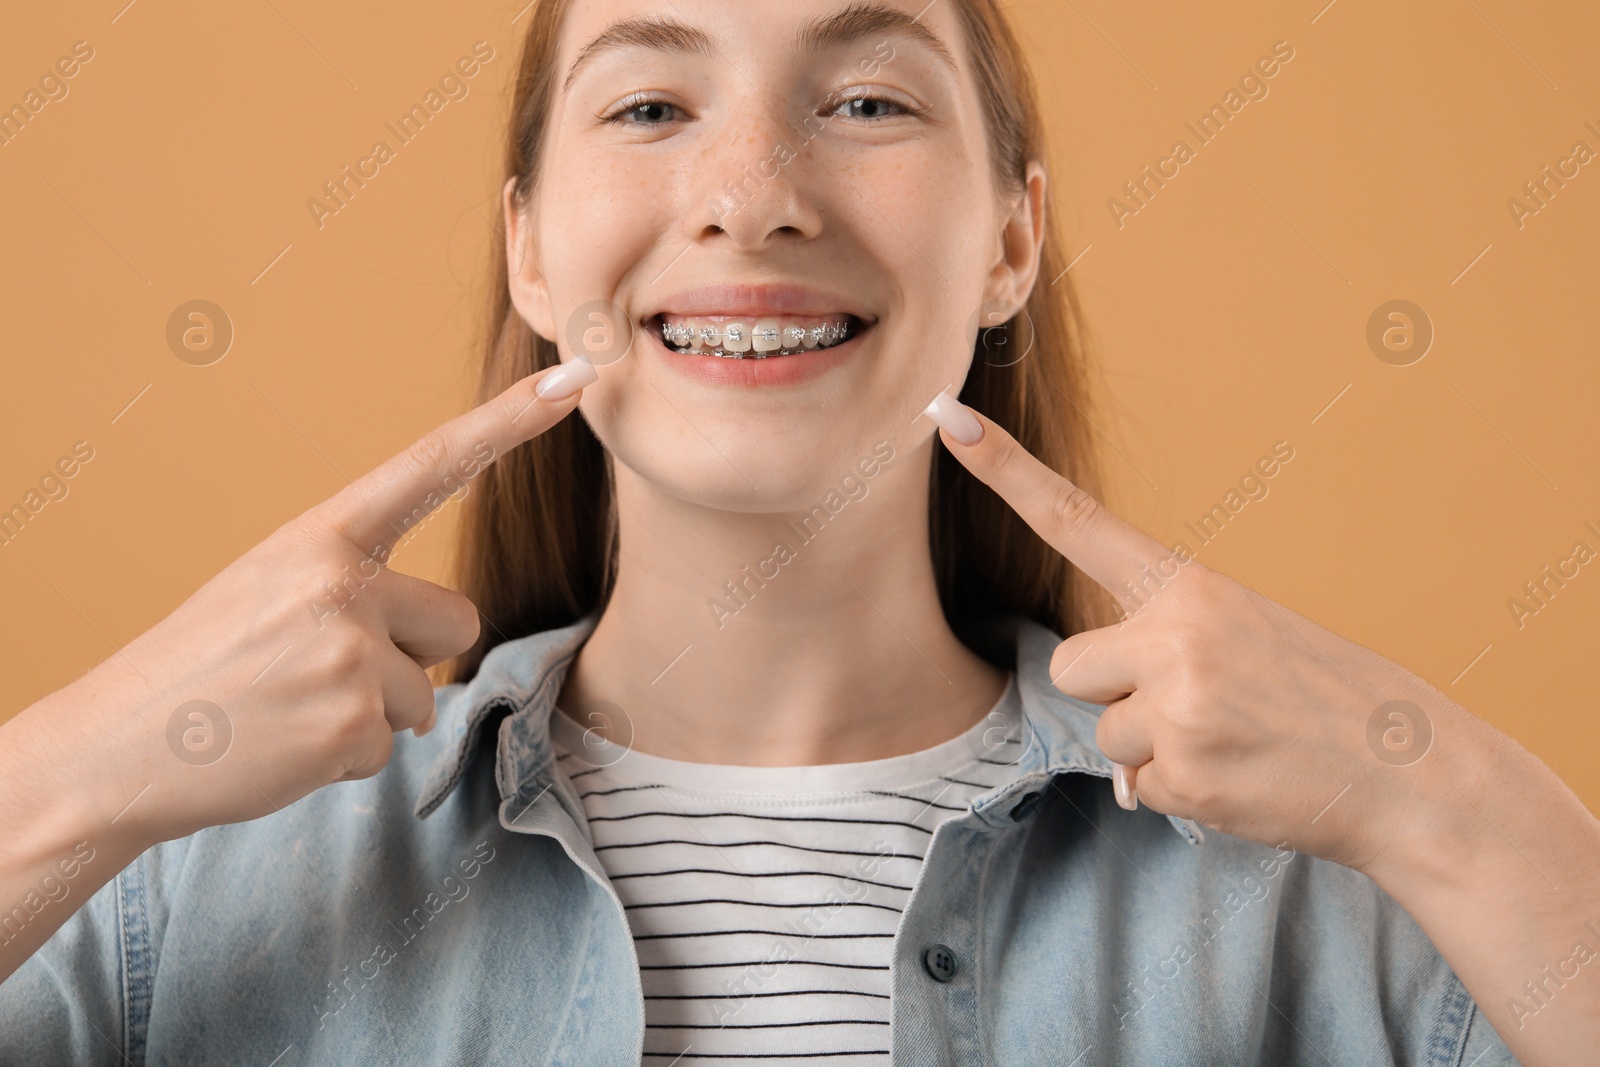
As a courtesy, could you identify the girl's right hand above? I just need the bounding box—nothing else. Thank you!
[5,360,596,852]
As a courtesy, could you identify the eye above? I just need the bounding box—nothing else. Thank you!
[604,94,681,128]
[827,93,916,122]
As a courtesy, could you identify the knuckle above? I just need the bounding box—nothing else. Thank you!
[1048,481,1101,540]
[1156,766,1194,808]
[366,727,396,767]
[1163,766,1218,813]
[446,591,482,650]
[396,663,435,715]
[504,376,541,419]
[1161,626,1194,663]
[275,513,336,556]
[333,688,385,740]
[1094,710,1121,754]
[403,431,450,480]
[1176,564,1227,605]
[1161,692,1209,736]
[987,433,1024,478]
[323,629,371,676]
[1047,637,1083,684]
[343,728,395,780]
[288,478,363,537]
[1160,622,1210,667]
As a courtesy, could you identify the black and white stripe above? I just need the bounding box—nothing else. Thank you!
[550,674,1023,1064]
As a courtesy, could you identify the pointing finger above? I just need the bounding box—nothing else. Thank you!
[310,360,596,558]
[923,389,1186,603]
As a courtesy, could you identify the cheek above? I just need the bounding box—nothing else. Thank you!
[574,377,655,481]
[536,155,669,324]
[843,142,990,258]
[831,151,994,364]
[543,194,649,298]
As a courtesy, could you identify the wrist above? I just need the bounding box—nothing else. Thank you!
[2,685,166,866]
[1354,696,1505,905]
[1357,694,1597,927]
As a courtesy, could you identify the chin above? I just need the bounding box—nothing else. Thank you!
[589,402,911,515]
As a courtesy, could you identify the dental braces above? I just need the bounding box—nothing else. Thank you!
[660,320,851,357]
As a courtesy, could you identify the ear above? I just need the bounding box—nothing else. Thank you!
[503,176,557,342]
[980,160,1048,318]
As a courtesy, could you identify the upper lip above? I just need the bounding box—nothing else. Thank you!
[642,283,876,323]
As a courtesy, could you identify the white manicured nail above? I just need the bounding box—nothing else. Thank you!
[1112,763,1139,811]
[923,389,983,446]
[535,358,598,400]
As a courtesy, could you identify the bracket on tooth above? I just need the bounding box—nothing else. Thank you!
[812,323,849,345]
[660,319,851,353]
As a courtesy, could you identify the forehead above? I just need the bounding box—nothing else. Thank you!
[555,0,967,85]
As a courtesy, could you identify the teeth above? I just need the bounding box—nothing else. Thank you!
[752,318,781,353]
[722,322,751,353]
[657,315,857,358]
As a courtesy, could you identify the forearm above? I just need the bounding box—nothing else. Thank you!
[1367,707,1600,1066]
[0,690,152,986]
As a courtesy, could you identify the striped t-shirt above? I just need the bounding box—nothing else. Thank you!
[549,672,1024,1064]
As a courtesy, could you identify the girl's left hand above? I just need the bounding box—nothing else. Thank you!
[923,390,1484,876]
[922,388,1600,1066]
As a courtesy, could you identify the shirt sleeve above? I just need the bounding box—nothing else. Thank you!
[0,842,182,1067]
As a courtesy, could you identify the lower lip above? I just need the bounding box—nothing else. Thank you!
[649,324,866,387]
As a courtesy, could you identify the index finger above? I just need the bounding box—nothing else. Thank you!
[311,359,597,556]
[923,390,1186,600]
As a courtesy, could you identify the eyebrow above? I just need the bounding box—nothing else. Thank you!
[562,15,716,92]
[800,2,957,72]
[561,2,958,93]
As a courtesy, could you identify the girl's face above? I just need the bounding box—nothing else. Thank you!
[507,0,1044,510]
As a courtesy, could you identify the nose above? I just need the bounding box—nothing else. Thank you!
[685,108,825,249]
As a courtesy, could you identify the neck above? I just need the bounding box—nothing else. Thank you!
[559,437,1008,765]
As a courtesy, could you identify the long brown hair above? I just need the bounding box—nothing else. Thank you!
[442,0,1114,684]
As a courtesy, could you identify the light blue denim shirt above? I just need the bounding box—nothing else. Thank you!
[1,611,1516,1065]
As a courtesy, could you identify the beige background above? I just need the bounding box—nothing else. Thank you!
[2,1,1596,811]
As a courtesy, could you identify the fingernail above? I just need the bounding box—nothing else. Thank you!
[922,389,984,446]
[414,709,437,738]
[1112,763,1139,811]
[535,358,598,400]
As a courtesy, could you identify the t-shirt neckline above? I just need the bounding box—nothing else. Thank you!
[550,672,1020,798]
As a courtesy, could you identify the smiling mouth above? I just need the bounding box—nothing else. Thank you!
[650,313,866,359]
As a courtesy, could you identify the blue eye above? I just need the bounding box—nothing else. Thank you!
[608,97,679,127]
[830,95,908,121]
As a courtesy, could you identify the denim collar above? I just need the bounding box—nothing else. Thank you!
[413,609,1202,844]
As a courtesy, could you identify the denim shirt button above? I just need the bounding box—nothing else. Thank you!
[922,944,959,983]
[1009,791,1041,821]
